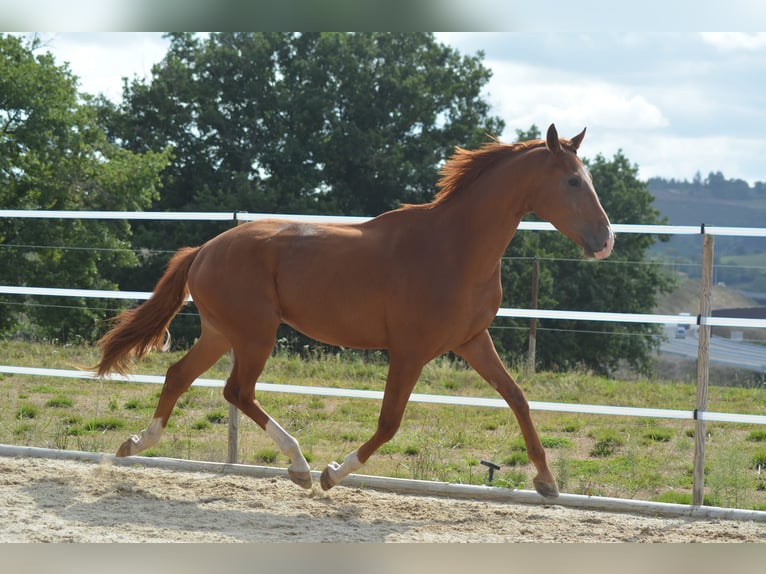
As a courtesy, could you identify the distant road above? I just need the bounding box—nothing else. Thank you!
[660,326,766,373]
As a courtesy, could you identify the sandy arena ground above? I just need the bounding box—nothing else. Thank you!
[0,456,764,542]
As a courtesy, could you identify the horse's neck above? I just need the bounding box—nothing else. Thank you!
[432,165,529,278]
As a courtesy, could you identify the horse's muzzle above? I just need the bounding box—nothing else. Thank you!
[583,227,614,260]
[592,228,615,260]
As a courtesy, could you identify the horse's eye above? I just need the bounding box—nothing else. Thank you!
[568,176,580,188]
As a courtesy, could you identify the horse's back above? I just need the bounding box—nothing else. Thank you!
[187,217,399,348]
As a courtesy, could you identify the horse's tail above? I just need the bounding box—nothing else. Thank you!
[94,246,203,377]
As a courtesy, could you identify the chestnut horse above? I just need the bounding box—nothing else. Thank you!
[95,124,613,497]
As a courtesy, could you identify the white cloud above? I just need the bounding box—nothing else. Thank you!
[37,33,169,103]
[700,32,766,51]
[485,60,668,136]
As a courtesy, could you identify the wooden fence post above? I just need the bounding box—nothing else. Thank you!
[693,233,714,506]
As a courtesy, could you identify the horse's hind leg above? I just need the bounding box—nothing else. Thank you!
[455,330,559,498]
[321,356,424,490]
[116,325,230,457]
[225,341,312,489]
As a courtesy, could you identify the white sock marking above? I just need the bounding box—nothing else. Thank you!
[265,418,310,473]
[326,450,362,485]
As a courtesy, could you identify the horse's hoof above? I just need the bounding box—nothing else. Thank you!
[533,476,560,498]
[115,440,135,457]
[288,468,313,489]
[320,467,337,491]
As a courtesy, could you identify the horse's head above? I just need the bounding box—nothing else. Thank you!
[528,124,614,259]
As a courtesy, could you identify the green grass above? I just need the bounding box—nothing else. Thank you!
[46,396,74,408]
[16,404,39,419]
[1,339,766,510]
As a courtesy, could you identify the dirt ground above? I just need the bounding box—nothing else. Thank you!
[0,456,764,542]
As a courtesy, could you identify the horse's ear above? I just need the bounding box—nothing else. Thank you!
[546,123,562,154]
[570,127,587,151]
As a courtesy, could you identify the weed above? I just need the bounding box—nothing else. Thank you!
[14,423,34,438]
[502,452,529,467]
[540,436,574,448]
[508,437,527,452]
[554,453,571,492]
[589,429,624,457]
[561,421,581,433]
[308,397,324,410]
[746,430,766,443]
[83,417,124,431]
[46,396,73,408]
[255,449,278,464]
[643,428,674,443]
[124,399,141,410]
[404,445,420,456]
[206,410,228,424]
[496,470,526,489]
[653,491,719,506]
[16,404,39,419]
[442,380,459,391]
[192,420,211,431]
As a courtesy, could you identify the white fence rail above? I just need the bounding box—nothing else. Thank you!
[2,210,766,507]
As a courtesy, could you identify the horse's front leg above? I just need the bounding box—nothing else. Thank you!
[455,330,559,498]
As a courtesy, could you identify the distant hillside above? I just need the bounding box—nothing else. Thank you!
[646,177,766,294]
[655,278,758,315]
[649,188,766,228]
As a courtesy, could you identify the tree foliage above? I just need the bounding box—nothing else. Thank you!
[0,34,170,340]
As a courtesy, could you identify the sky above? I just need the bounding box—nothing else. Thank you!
[29,31,766,186]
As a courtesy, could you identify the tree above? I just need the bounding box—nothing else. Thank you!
[493,137,675,375]
[0,34,170,340]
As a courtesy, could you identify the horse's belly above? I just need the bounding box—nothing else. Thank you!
[281,306,387,350]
